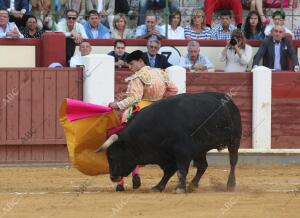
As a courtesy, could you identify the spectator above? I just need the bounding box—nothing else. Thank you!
[254,0,298,26]
[179,40,214,72]
[142,38,172,69]
[84,10,110,39]
[63,0,86,23]
[135,14,165,40]
[70,41,92,67]
[293,22,300,40]
[184,9,211,40]
[108,40,129,69]
[86,0,115,29]
[31,0,52,30]
[161,10,184,39]
[56,9,87,43]
[48,62,63,68]
[137,0,179,26]
[253,25,299,72]
[211,10,237,40]
[111,13,133,39]
[56,9,88,65]
[243,11,265,40]
[0,9,23,38]
[252,0,270,25]
[219,29,253,72]
[264,10,293,38]
[204,0,242,29]
[0,0,30,28]
[115,0,130,15]
[21,15,44,38]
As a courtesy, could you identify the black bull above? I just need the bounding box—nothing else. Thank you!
[97,92,242,193]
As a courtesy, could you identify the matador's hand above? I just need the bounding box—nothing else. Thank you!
[109,102,119,109]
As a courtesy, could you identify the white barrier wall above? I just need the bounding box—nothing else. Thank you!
[82,54,115,106]
[166,66,186,94]
[252,66,272,150]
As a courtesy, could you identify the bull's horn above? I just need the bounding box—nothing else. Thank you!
[95,134,118,153]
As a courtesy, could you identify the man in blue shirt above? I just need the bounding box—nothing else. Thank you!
[179,40,214,72]
[135,15,165,40]
[84,10,111,39]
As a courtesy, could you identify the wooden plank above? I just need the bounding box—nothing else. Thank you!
[1,139,65,145]
[56,70,69,139]
[19,70,32,144]
[19,145,32,162]
[44,70,56,139]
[272,136,300,148]
[0,145,6,161]
[31,70,44,139]
[0,70,7,143]
[6,145,19,161]
[78,69,83,100]
[68,70,79,99]
[272,94,300,148]
[6,70,19,140]
[31,145,44,161]
[55,145,69,162]
[43,145,56,161]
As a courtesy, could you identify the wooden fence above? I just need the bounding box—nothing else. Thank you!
[0,69,299,163]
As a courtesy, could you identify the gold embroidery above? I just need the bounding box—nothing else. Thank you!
[159,70,171,85]
[125,67,152,85]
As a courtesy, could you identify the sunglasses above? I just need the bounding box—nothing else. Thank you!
[150,45,158,49]
[68,17,77,20]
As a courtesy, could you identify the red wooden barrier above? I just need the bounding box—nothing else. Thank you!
[0,69,300,164]
[272,73,300,148]
[0,68,83,163]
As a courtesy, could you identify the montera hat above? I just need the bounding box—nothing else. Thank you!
[126,50,144,63]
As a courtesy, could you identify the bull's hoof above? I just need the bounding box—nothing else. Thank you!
[187,182,199,192]
[174,187,186,194]
[116,184,125,192]
[227,185,236,192]
[151,186,163,192]
[132,174,141,189]
[227,178,236,192]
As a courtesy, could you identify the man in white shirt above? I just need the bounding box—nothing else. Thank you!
[70,41,92,67]
[56,9,87,44]
[0,10,23,38]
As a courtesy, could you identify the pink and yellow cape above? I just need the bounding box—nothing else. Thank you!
[60,99,121,176]
[59,99,151,176]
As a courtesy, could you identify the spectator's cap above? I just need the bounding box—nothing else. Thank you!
[48,62,63,68]
[126,50,144,63]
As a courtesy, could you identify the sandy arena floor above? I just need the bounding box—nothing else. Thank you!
[0,165,299,218]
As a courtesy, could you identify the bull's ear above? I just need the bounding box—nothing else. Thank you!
[95,134,119,153]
